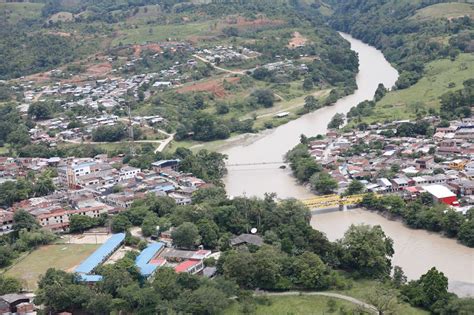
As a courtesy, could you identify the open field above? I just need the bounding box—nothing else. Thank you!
[224,295,359,315]
[331,279,429,315]
[3,244,99,290]
[113,21,217,45]
[365,53,474,123]
[0,2,44,24]
[411,2,474,20]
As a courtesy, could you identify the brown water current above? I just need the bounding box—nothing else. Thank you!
[221,33,473,297]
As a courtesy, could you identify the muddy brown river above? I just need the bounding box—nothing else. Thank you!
[221,33,474,296]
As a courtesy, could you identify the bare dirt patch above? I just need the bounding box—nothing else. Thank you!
[62,61,113,84]
[288,31,308,49]
[46,31,72,37]
[64,233,113,244]
[176,77,240,98]
[133,43,163,58]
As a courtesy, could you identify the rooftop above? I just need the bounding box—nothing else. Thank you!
[75,233,125,274]
[135,242,165,277]
[422,185,456,199]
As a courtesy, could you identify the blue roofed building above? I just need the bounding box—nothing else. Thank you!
[135,242,165,279]
[75,233,126,282]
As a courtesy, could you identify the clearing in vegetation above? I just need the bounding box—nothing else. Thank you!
[0,2,44,24]
[224,296,359,315]
[288,31,309,49]
[3,244,99,290]
[365,53,474,123]
[411,3,474,20]
[176,77,241,98]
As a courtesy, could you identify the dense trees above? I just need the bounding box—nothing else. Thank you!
[35,265,238,315]
[327,113,345,129]
[171,222,201,249]
[285,143,322,182]
[178,149,227,185]
[28,102,53,120]
[0,28,98,80]
[13,210,40,232]
[361,194,474,247]
[0,275,22,295]
[343,180,365,196]
[310,172,338,194]
[402,267,450,312]
[92,123,128,142]
[220,246,345,291]
[0,176,55,208]
[439,79,473,120]
[69,214,107,233]
[304,95,319,112]
[337,224,394,279]
[250,89,275,108]
[329,0,474,89]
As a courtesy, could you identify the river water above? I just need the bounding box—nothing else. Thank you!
[221,33,473,297]
[223,33,398,198]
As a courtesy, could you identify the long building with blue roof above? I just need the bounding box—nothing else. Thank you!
[75,233,126,281]
[135,242,165,279]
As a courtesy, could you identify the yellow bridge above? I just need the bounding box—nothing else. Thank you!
[302,194,373,209]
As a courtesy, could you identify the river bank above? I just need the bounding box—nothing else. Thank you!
[220,33,473,297]
[311,208,474,297]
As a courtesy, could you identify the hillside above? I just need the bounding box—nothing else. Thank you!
[328,0,473,90]
[0,0,360,152]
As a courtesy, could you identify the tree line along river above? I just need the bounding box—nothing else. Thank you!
[221,33,474,297]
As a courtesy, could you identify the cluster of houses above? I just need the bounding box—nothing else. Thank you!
[256,59,309,75]
[151,58,200,89]
[27,112,165,144]
[196,45,260,64]
[310,117,474,212]
[0,156,208,234]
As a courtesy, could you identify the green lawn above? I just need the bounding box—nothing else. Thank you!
[3,244,99,291]
[224,295,359,315]
[331,279,429,315]
[411,2,474,20]
[366,53,474,123]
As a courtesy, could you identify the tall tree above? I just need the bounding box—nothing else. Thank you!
[338,224,394,279]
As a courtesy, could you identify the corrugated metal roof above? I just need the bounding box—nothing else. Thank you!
[175,260,200,273]
[75,233,125,274]
[135,242,164,277]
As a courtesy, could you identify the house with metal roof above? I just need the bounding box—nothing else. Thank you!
[75,233,126,282]
[135,242,165,279]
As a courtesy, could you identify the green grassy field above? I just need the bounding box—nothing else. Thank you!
[0,2,44,24]
[365,53,473,123]
[331,279,429,315]
[224,295,359,315]
[3,244,99,291]
[411,2,474,20]
[113,21,217,45]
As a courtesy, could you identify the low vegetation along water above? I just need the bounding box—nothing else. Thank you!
[222,33,474,297]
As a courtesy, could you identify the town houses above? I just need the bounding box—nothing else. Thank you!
[310,117,474,212]
[0,156,209,234]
